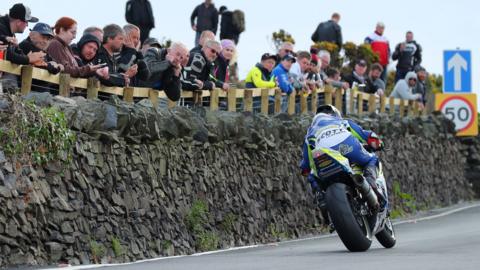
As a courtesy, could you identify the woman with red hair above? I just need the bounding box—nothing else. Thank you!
[47,17,106,78]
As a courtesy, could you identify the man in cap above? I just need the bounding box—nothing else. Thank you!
[0,3,45,65]
[245,53,277,89]
[19,23,54,54]
[141,37,162,55]
[343,59,368,90]
[272,53,296,112]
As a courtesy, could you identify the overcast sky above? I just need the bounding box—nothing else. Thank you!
[3,0,479,99]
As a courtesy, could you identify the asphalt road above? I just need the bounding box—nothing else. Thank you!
[42,203,479,270]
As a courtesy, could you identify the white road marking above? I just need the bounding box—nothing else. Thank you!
[43,202,480,270]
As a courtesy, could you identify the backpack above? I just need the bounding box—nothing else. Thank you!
[232,9,245,33]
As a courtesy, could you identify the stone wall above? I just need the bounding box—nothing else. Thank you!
[0,94,474,267]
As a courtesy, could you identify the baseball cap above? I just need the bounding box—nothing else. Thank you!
[261,53,276,61]
[282,53,296,63]
[356,59,367,67]
[143,37,162,48]
[30,23,54,37]
[9,3,39,23]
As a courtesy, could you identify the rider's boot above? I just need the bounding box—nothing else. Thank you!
[364,166,387,211]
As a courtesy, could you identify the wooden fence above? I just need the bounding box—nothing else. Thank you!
[0,59,426,117]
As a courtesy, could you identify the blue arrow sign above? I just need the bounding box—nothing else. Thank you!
[443,50,471,93]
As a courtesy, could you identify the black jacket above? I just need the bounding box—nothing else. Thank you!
[144,48,181,101]
[117,46,150,86]
[181,50,214,91]
[125,0,155,29]
[311,20,343,48]
[73,34,101,66]
[0,15,29,65]
[392,40,422,70]
[212,55,229,87]
[93,47,128,87]
[190,3,218,33]
[219,11,239,43]
[18,37,61,75]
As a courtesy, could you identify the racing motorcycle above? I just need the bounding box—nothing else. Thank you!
[312,147,396,252]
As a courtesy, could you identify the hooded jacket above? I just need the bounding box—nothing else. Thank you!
[47,36,94,78]
[390,71,420,100]
[245,63,275,89]
[74,34,101,66]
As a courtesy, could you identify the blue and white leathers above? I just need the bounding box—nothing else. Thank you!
[300,113,378,174]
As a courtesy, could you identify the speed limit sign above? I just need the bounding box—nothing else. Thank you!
[435,94,478,136]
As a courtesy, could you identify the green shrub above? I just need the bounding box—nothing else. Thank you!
[90,240,106,264]
[111,237,124,257]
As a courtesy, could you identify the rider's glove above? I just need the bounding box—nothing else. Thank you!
[367,132,384,151]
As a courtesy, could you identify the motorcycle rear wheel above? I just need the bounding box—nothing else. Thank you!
[326,183,372,252]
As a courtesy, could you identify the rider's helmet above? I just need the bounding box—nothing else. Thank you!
[316,104,342,118]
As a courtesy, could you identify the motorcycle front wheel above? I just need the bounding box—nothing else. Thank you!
[375,217,396,248]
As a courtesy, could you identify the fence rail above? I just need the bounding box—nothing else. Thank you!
[0,59,426,117]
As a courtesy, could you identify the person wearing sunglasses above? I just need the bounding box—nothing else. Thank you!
[389,71,424,110]
[275,41,294,66]
[181,39,221,91]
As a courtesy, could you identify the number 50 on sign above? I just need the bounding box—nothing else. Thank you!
[435,94,478,136]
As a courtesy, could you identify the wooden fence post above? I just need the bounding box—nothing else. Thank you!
[210,88,219,111]
[59,73,71,97]
[261,88,269,115]
[413,101,419,116]
[168,99,176,108]
[407,100,414,116]
[123,86,134,103]
[20,65,33,95]
[148,89,159,108]
[389,97,395,116]
[87,77,99,100]
[349,88,356,115]
[274,88,282,114]
[311,88,318,112]
[325,85,333,105]
[300,90,308,114]
[244,89,253,112]
[227,89,236,112]
[357,92,364,115]
[380,95,386,113]
[368,94,376,113]
[193,91,203,106]
[287,90,296,115]
[335,88,343,112]
[399,99,405,117]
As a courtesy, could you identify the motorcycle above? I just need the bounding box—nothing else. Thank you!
[311,147,396,252]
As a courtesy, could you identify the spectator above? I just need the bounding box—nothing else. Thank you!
[318,50,349,90]
[390,71,423,106]
[0,4,45,66]
[125,0,155,43]
[19,22,63,75]
[392,31,422,82]
[73,34,101,66]
[191,0,218,46]
[413,66,429,105]
[306,59,323,89]
[245,53,276,89]
[212,39,235,91]
[190,30,215,53]
[272,54,296,112]
[94,24,132,86]
[311,13,342,49]
[117,24,150,86]
[47,17,105,78]
[141,37,161,55]
[181,39,221,91]
[275,41,294,66]
[325,67,341,82]
[290,51,314,91]
[83,26,104,42]
[342,59,368,90]
[365,63,385,95]
[365,22,390,82]
[218,6,243,44]
[144,42,189,101]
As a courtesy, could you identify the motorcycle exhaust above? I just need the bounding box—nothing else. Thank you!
[352,175,379,210]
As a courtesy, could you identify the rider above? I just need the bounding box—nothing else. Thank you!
[300,104,386,210]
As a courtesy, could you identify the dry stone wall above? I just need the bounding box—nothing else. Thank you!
[0,93,474,267]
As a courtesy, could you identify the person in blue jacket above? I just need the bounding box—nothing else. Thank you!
[300,104,385,209]
[272,54,296,112]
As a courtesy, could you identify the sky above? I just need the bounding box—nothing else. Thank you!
[3,0,480,101]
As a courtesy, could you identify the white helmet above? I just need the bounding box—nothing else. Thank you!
[316,104,342,118]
